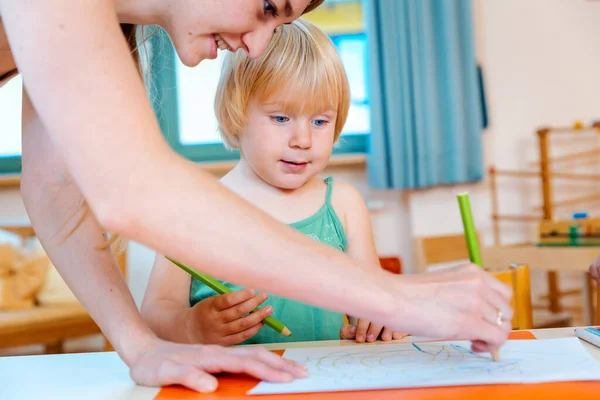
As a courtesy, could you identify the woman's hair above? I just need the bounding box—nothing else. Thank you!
[214,19,350,149]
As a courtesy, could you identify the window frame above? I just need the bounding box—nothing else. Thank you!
[0,156,21,175]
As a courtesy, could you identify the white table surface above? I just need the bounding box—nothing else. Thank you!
[0,327,598,400]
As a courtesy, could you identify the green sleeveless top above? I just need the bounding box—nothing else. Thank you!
[189,176,347,344]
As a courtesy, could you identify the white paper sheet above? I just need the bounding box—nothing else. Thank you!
[249,338,600,395]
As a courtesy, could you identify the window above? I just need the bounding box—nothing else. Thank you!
[0,1,368,174]
[331,33,369,136]
[0,75,23,174]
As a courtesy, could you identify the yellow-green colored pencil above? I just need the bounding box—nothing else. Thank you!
[165,256,291,337]
[457,192,499,362]
[457,192,483,267]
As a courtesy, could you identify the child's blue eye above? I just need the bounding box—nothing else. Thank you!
[271,116,289,124]
[313,119,327,127]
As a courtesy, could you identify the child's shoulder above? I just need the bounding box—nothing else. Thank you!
[327,177,362,198]
[325,177,368,215]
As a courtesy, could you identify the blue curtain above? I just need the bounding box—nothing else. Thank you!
[364,0,484,189]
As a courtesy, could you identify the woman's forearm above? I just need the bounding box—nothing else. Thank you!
[20,167,156,365]
[19,92,156,366]
[4,0,398,329]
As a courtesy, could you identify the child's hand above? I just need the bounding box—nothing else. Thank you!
[188,288,272,346]
[590,255,600,284]
[339,319,407,343]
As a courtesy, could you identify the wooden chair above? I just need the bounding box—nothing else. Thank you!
[0,225,126,354]
[488,264,533,330]
[413,233,477,274]
[413,233,562,330]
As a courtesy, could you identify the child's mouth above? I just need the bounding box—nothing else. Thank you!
[281,160,309,172]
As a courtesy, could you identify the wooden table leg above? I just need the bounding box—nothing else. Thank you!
[548,271,561,313]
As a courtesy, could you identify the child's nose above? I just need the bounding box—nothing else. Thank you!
[289,124,312,149]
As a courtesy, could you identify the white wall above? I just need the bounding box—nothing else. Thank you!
[408,0,600,247]
[2,0,600,307]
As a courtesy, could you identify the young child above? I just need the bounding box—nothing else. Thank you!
[141,19,405,346]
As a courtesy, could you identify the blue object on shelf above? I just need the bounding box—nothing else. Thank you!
[573,212,589,219]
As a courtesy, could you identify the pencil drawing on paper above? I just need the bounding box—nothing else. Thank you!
[304,342,522,386]
[249,338,600,395]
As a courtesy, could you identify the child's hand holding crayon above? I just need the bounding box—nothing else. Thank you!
[340,318,407,342]
[590,255,600,284]
[186,288,271,346]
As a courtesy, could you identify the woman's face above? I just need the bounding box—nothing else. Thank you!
[163,0,313,66]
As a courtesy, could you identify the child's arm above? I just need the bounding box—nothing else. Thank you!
[334,183,407,343]
[141,255,271,346]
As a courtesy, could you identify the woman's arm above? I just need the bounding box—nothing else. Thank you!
[2,0,512,351]
[1,0,395,324]
[19,88,308,390]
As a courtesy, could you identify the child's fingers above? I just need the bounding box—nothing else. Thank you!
[220,292,269,323]
[392,331,408,340]
[339,324,357,340]
[366,323,383,342]
[212,289,256,312]
[224,305,272,335]
[355,319,370,343]
[222,322,264,346]
[380,327,393,341]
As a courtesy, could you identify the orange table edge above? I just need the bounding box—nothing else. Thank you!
[155,331,600,400]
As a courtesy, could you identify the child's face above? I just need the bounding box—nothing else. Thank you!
[239,96,337,190]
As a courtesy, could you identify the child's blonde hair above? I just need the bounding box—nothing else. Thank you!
[214,19,350,149]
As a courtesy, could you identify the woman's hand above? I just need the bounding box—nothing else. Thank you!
[186,289,271,346]
[127,336,306,393]
[393,263,513,354]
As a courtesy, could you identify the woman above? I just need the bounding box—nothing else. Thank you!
[0,0,513,393]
